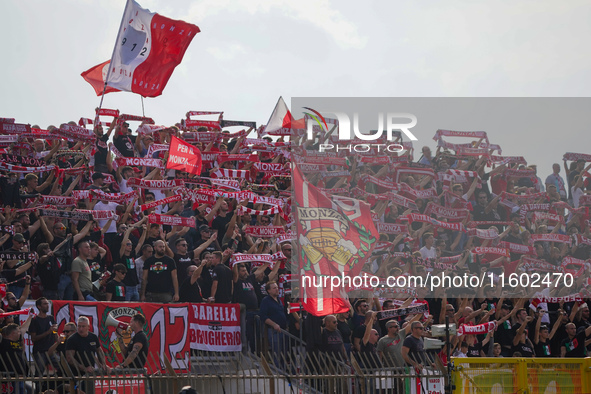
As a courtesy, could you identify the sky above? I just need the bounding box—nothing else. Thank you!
[2,0,591,178]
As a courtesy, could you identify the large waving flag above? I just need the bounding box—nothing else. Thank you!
[82,0,199,97]
[293,164,378,316]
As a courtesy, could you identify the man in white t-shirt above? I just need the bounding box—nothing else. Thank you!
[419,232,437,260]
[116,166,135,194]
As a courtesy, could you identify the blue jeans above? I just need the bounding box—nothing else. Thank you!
[267,328,285,367]
[126,285,140,301]
[58,274,73,300]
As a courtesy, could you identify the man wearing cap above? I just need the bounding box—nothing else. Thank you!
[195,225,220,253]
[87,172,106,190]
[3,233,32,299]
[113,120,137,158]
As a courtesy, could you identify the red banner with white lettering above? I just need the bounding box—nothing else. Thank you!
[51,301,242,372]
[188,303,242,352]
[166,135,202,175]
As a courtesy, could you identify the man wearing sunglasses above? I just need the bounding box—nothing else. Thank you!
[402,321,428,370]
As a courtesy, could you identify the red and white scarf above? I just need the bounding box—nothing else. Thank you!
[472,247,509,257]
[118,113,155,125]
[211,169,251,180]
[0,162,56,173]
[405,213,465,232]
[377,223,409,234]
[277,232,295,244]
[211,178,241,190]
[467,227,499,240]
[218,153,259,164]
[503,193,547,204]
[530,234,571,244]
[77,209,119,221]
[457,321,496,335]
[424,202,469,221]
[563,152,591,162]
[148,213,196,227]
[298,164,327,172]
[574,234,591,246]
[358,156,393,165]
[433,129,488,142]
[146,143,170,157]
[57,124,97,143]
[521,257,558,272]
[560,256,587,277]
[237,204,288,221]
[488,155,527,166]
[127,177,185,190]
[230,252,286,267]
[244,226,285,237]
[468,221,512,228]
[498,241,535,255]
[0,122,31,134]
[519,203,551,224]
[116,157,165,169]
[38,195,77,207]
[140,194,182,211]
[253,162,286,173]
[91,189,138,203]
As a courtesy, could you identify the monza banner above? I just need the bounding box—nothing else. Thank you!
[51,301,241,372]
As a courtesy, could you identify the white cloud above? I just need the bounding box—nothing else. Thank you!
[206,43,247,60]
[186,0,366,49]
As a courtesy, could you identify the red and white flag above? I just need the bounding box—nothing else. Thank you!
[261,97,305,136]
[294,164,378,316]
[82,0,199,97]
[166,135,202,175]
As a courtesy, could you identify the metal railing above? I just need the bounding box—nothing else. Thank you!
[0,349,447,394]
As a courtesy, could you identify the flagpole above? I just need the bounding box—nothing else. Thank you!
[141,96,145,116]
[95,0,131,125]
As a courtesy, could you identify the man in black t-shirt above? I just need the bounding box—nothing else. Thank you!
[179,264,205,303]
[65,316,107,374]
[113,122,137,158]
[0,323,28,376]
[232,263,259,311]
[209,251,232,303]
[141,240,179,303]
[561,323,591,357]
[320,315,346,362]
[29,297,58,375]
[174,233,217,284]
[402,321,427,370]
[114,313,149,370]
[232,263,261,352]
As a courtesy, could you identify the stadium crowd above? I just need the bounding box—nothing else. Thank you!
[0,112,591,386]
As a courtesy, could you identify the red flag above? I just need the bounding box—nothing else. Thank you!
[166,135,202,175]
[293,165,378,316]
[83,0,199,97]
[81,61,122,96]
